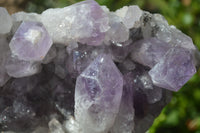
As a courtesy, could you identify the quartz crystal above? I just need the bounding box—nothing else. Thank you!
[110,73,134,133]
[131,37,171,68]
[149,47,196,91]
[9,21,53,61]
[5,56,41,78]
[75,54,123,133]
[0,7,12,34]
[0,1,199,133]
[41,0,109,45]
[115,5,143,29]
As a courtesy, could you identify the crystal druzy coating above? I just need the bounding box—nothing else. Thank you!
[0,0,199,133]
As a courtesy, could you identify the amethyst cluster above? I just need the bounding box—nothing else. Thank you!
[0,0,199,133]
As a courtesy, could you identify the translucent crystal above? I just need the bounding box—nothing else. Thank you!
[75,54,123,133]
[105,13,129,43]
[115,6,143,29]
[0,1,198,132]
[110,73,134,133]
[41,0,109,45]
[9,21,53,61]
[149,47,196,91]
[141,13,196,50]
[131,37,171,68]
[5,56,41,78]
[0,7,12,34]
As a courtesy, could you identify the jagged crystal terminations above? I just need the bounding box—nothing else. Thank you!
[0,0,199,133]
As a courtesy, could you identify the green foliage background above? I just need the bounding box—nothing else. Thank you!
[25,0,200,132]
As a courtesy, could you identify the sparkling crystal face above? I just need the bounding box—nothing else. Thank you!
[9,21,53,61]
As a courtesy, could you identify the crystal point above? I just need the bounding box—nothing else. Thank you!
[9,21,53,61]
[149,47,196,91]
[75,54,123,133]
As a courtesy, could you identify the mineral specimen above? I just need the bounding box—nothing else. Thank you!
[0,0,199,133]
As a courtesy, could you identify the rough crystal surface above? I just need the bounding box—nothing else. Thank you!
[141,13,196,50]
[115,5,143,29]
[9,21,53,61]
[75,54,123,133]
[41,0,109,45]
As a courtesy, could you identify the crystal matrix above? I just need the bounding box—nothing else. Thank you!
[0,0,199,133]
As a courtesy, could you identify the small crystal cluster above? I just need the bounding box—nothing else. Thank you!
[0,0,199,133]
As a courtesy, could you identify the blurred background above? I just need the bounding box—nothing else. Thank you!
[1,0,200,132]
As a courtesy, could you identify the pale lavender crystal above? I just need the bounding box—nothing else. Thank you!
[131,37,171,68]
[110,72,134,133]
[75,54,123,133]
[5,56,41,78]
[149,47,196,91]
[105,13,129,43]
[41,0,109,45]
[9,21,53,61]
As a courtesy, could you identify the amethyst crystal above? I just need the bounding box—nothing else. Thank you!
[41,0,109,45]
[0,0,199,133]
[131,37,171,68]
[149,47,196,91]
[75,54,123,133]
[9,21,53,61]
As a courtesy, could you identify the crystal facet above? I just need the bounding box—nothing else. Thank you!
[75,54,123,133]
[9,21,53,61]
[149,47,196,91]
[0,1,199,132]
[41,0,109,45]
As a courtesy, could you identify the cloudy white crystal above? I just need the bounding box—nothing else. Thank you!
[0,7,12,34]
[115,6,143,29]
[41,0,110,45]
